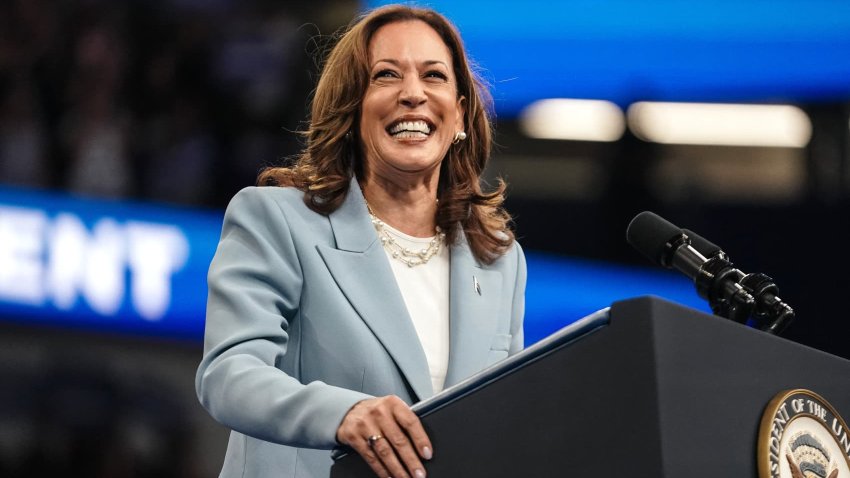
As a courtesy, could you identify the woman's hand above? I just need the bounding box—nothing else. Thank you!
[336,395,433,478]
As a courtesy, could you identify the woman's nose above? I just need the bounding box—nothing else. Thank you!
[398,77,426,107]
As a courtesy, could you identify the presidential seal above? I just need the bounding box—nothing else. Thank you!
[759,389,850,478]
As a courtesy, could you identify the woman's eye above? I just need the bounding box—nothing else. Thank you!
[373,70,398,79]
[425,71,448,80]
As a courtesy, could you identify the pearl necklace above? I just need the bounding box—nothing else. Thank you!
[366,204,445,268]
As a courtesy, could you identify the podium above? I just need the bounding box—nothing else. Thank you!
[330,296,850,477]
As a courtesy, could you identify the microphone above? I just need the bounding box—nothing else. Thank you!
[625,211,707,277]
[626,211,756,325]
[682,228,795,335]
[627,212,794,334]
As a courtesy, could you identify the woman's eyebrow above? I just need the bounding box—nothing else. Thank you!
[372,58,400,67]
[371,59,449,68]
[422,60,448,68]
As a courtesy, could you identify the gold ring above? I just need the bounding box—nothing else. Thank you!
[367,434,384,448]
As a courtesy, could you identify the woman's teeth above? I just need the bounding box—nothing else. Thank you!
[389,120,431,136]
[392,131,429,139]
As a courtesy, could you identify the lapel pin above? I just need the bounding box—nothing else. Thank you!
[473,275,481,296]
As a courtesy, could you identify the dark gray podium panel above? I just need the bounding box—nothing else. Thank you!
[331,296,850,478]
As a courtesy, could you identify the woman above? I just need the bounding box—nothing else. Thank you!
[196,5,526,478]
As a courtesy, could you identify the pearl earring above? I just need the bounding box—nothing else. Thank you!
[452,131,467,144]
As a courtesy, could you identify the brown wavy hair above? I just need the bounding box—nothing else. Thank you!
[258,5,514,264]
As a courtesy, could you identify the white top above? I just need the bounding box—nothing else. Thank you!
[378,221,450,393]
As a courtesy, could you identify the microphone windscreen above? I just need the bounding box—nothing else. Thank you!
[626,211,683,265]
[682,228,723,258]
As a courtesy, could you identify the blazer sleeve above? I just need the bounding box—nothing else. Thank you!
[195,188,372,449]
[509,241,527,355]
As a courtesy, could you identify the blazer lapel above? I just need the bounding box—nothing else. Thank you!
[444,233,503,387]
[316,180,434,401]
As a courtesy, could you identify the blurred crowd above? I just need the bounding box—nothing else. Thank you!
[1,356,193,477]
[0,1,356,476]
[0,0,355,207]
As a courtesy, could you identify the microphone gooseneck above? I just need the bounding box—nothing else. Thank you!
[682,228,795,334]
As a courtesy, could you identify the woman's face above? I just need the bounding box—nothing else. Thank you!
[359,20,465,187]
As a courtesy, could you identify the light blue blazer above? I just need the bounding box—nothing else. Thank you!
[196,179,526,478]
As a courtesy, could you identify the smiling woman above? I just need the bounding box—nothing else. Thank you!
[197,5,526,478]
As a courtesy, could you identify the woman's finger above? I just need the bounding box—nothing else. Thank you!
[349,435,392,478]
[390,398,433,461]
[367,431,411,478]
[377,412,426,478]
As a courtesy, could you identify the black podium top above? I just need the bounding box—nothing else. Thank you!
[332,296,850,478]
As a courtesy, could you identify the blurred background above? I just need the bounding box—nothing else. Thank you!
[1,0,849,475]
